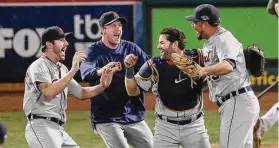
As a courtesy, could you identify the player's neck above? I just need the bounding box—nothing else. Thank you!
[174,48,183,55]
[206,26,220,40]
[43,52,59,64]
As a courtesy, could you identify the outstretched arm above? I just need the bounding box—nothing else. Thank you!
[199,60,234,76]
[39,51,86,99]
[69,68,114,100]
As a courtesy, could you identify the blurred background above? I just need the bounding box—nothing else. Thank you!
[0,0,278,147]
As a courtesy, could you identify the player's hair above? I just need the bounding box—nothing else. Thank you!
[160,27,186,50]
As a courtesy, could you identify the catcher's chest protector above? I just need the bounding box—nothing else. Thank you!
[150,56,202,111]
[243,44,265,77]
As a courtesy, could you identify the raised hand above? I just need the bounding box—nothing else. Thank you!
[100,67,114,88]
[71,51,87,73]
[124,54,138,68]
[104,62,122,73]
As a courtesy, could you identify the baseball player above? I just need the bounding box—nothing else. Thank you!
[124,26,211,148]
[253,1,278,147]
[254,102,279,146]
[79,11,153,148]
[0,121,7,148]
[23,26,114,148]
[267,0,278,16]
[185,4,260,148]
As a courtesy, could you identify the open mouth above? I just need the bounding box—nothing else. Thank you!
[158,48,164,53]
[61,48,66,54]
[114,34,120,39]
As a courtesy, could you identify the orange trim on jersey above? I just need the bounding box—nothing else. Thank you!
[147,60,159,83]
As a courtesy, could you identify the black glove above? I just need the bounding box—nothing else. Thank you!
[244,44,265,77]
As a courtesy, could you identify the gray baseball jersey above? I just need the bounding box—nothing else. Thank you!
[23,56,82,123]
[202,27,250,102]
[202,27,260,148]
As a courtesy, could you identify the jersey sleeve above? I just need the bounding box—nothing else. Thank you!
[80,46,101,82]
[133,44,151,71]
[67,79,82,97]
[134,60,155,91]
[29,62,52,85]
[215,35,241,69]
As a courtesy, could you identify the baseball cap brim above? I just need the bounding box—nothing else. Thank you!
[64,32,73,38]
[54,32,73,41]
[185,15,199,22]
[104,17,127,26]
[53,32,73,41]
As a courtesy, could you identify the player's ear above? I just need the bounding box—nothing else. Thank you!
[173,41,178,49]
[45,41,53,49]
[204,21,210,28]
[101,26,106,35]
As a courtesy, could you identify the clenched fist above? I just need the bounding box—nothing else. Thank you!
[124,54,138,68]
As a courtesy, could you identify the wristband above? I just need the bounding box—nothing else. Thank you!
[125,68,135,79]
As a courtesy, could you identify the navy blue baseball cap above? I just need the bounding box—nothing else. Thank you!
[99,11,127,27]
[185,4,220,25]
[41,26,73,46]
[0,121,7,144]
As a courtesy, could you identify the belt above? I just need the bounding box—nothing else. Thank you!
[27,114,64,126]
[217,86,252,107]
[157,112,202,125]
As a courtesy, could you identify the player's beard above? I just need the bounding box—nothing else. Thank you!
[195,26,205,40]
[159,44,174,60]
[197,30,203,40]
[53,47,66,61]
[60,47,66,61]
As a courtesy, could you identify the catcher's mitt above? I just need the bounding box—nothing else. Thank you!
[244,44,265,77]
[171,50,202,80]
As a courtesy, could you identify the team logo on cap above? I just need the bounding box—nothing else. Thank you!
[113,12,119,18]
[201,15,209,21]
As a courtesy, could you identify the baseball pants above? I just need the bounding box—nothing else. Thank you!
[95,120,153,148]
[218,92,260,148]
[25,119,79,148]
[261,102,279,132]
[153,115,211,148]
